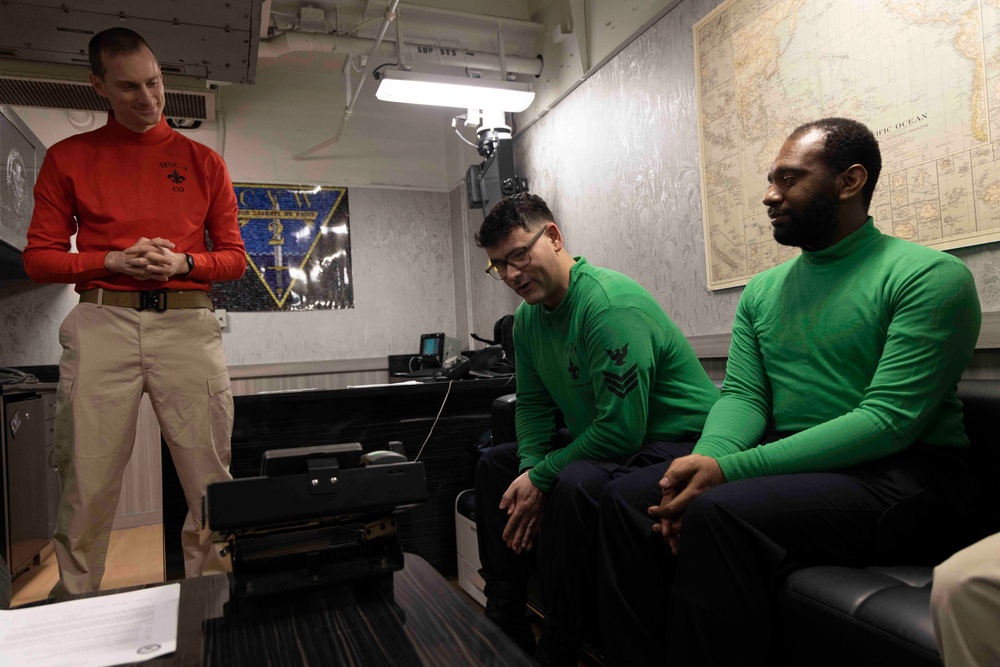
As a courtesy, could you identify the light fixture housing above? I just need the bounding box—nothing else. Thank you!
[375,70,535,112]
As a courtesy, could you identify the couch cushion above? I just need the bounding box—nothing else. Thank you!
[775,565,940,666]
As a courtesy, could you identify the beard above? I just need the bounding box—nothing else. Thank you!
[771,191,840,250]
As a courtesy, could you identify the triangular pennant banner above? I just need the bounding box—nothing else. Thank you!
[234,184,347,309]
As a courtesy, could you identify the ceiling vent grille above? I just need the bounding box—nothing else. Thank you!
[0,76,215,120]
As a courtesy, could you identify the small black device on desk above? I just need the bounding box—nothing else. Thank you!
[416,332,445,369]
[391,332,446,378]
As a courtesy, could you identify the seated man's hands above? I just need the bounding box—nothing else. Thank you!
[648,454,725,555]
[105,237,188,281]
[500,471,546,556]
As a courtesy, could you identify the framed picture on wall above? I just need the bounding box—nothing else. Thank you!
[0,105,45,255]
[209,183,354,312]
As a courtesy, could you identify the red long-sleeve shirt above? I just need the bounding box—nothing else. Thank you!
[23,112,246,292]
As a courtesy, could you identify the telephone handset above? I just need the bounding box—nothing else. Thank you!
[442,345,505,380]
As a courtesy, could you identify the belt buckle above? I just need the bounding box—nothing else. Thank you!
[138,290,168,312]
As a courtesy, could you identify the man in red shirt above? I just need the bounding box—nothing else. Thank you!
[23,27,246,594]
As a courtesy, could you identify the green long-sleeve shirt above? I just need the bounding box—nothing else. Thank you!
[694,219,982,481]
[515,258,720,491]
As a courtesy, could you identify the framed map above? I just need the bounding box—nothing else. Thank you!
[209,184,353,311]
[695,0,1000,290]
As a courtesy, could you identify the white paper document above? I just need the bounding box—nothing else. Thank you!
[0,583,180,667]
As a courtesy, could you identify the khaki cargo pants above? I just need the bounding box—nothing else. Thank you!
[52,299,233,595]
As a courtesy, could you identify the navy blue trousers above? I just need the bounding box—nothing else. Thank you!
[475,439,696,639]
[597,443,980,666]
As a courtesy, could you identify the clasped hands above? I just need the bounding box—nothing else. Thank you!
[648,454,725,555]
[500,471,546,555]
[105,237,188,281]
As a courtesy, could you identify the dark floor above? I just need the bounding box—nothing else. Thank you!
[445,577,601,667]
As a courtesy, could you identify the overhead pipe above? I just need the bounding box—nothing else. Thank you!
[394,2,544,33]
[295,0,401,159]
[259,30,543,78]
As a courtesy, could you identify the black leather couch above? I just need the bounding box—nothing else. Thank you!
[476,379,1000,666]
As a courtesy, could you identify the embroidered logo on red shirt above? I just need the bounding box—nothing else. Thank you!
[160,162,189,192]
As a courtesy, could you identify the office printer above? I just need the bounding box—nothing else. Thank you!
[204,442,428,601]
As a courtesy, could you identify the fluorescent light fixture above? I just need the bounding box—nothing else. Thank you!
[375,70,535,112]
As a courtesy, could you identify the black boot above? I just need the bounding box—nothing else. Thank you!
[484,580,536,656]
[534,619,582,667]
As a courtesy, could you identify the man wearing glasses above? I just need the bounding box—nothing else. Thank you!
[473,193,719,665]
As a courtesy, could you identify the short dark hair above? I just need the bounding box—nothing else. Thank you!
[790,117,882,208]
[88,28,156,78]
[475,193,555,248]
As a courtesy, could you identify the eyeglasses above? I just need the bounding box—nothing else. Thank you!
[485,225,548,280]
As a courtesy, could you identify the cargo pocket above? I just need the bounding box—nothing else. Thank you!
[208,372,234,467]
[54,376,75,478]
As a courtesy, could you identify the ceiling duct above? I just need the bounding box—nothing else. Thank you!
[0,75,217,122]
[258,31,543,77]
[0,0,261,85]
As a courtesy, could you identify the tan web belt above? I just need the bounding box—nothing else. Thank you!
[79,288,214,312]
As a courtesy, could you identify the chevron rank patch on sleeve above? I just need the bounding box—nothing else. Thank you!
[603,363,639,398]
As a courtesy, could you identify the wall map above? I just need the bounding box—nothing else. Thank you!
[695,0,1000,290]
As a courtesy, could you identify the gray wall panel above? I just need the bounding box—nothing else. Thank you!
[502,0,1000,340]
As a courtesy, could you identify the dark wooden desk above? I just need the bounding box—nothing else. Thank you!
[44,554,532,666]
[162,377,516,580]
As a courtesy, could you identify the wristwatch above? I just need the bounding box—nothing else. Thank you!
[185,253,195,273]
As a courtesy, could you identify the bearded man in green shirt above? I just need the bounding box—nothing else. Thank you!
[473,193,719,666]
[598,117,983,666]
